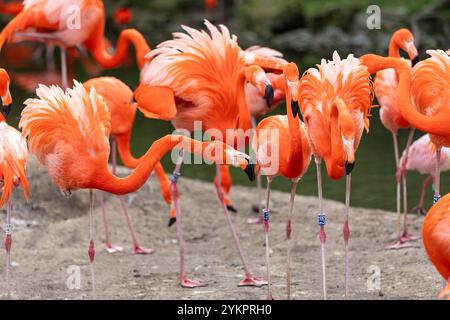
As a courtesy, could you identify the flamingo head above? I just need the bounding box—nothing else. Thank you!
[244,65,274,108]
[394,28,418,61]
[203,141,254,181]
[0,69,11,119]
[284,62,300,118]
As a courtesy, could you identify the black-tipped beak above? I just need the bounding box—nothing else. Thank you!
[244,162,255,181]
[411,56,420,67]
[291,100,300,118]
[168,217,176,227]
[2,104,11,118]
[265,85,274,108]
[345,161,355,175]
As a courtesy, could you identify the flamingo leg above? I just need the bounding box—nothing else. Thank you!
[111,138,153,254]
[286,180,298,300]
[99,191,123,253]
[88,190,97,299]
[60,46,68,90]
[4,200,12,299]
[433,147,442,204]
[343,173,351,300]
[215,163,266,287]
[316,158,327,300]
[263,177,273,299]
[400,128,418,242]
[413,175,433,216]
[249,116,264,222]
[171,149,202,288]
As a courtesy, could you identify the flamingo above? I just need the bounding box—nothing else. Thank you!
[135,20,269,288]
[83,76,165,254]
[253,62,312,299]
[19,81,254,298]
[298,51,374,299]
[0,68,30,299]
[398,134,450,216]
[373,28,419,248]
[0,0,151,88]
[422,193,450,300]
[363,50,450,203]
[0,1,22,16]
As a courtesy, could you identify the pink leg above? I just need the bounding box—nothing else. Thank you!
[249,116,264,222]
[343,174,352,300]
[247,172,263,224]
[88,190,97,299]
[4,200,12,299]
[286,180,298,300]
[263,177,274,299]
[60,46,68,90]
[112,138,153,254]
[400,129,418,242]
[171,149,203,288]
[98,191,123,253]
[413,176,433,216]
[316,158,327,300]
[216,164,266,288]
[433,147,442,204]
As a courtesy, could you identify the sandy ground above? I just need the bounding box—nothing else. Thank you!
[0,158,443,300]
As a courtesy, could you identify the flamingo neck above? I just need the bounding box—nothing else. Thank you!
[361,54,450,137]
[325,103,346,180]
[88,28,151,70]
[237,69,252,132]
[115,131,140,169]
[388,37,401,58]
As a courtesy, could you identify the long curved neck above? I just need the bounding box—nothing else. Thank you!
[237,69,252,131]
[325,101,346,179]
[88,28,151,70]
[388,36,401,58]
[361,54,450,136]
[93,135,215,195]
[115,131,140,169]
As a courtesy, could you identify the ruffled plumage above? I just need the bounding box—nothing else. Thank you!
[20,81,111,191]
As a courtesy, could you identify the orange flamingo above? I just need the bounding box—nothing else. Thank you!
[362,50,450,205]
[83,77,165,254]
[0,0,150,88]
[135,20,269,288]
[253,62,312,299]
[0,1,23,16]
[374,29,419,248]
[0,68,30,299]
[20,81,254,297]
[298,51,374,299]
[422,193,450,299]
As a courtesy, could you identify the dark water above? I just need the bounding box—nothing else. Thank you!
[5,58,448,214]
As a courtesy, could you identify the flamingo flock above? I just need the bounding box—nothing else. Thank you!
[0,0,448,301]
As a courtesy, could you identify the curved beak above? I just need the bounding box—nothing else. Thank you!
[264,84,274,108]
[168,217,176,227]
[405,41,418,61]
[291,100,300,118]
[243,161,256,181]
[2,104,11,118]
[343,138,355,175]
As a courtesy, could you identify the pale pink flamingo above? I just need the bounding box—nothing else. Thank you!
[399,134,450,216]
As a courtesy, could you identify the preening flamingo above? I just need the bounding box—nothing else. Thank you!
[253,62,312,299]
[0,68,29,299]
[135,20,269,288]
[0,0,150,88]
[399,134,450,216]
[84,76,164,254]
[20,81,254,297]
[422,193,450,300]
[298,51,374,299]
[373,28,419,248]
